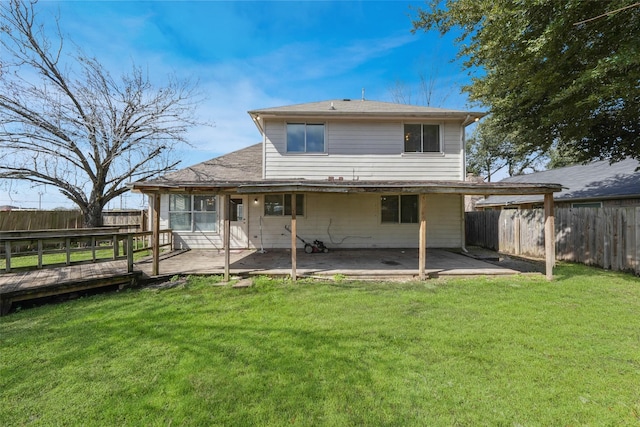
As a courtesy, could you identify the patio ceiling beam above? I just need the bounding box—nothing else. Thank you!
[132,181,563,198]
[235,183,562,196]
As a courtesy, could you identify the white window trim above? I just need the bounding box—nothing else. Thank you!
[285,122,327,154]
[401,121,444,154]
[168,194,219,233]
[263,194,306,217]
[379,194,419,225]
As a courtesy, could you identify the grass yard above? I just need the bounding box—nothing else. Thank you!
[1,263,639,425]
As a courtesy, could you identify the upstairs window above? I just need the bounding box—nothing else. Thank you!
[381,195,418,224]
[264,194,305,216]
[169,195,217,232]
[404,123,440,153]
[287,123,325,153]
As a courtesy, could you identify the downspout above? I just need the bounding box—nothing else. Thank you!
[461,195,468,253]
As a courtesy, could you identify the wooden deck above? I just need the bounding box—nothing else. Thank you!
[0,260,141,315]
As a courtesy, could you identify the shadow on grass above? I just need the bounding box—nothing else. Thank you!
[552,261,640,283]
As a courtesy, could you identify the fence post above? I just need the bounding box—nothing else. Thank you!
[636,207,640,275]
[514,211,521,255]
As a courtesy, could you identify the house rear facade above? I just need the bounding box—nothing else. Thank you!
[131,99,558,253]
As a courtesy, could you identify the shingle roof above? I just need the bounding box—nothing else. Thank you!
[129,141,561,196]
[248,99,485,120]
[477,158,640,207]
[138,143,262,186]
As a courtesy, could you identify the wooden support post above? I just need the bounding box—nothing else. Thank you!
[127,234,134,273]
[291,192,297,282]
[224,194,231,282]
[419,193,427,280]
[152,194,160,276]
[544,193,555,280]
[91,236,97,262]
[5,241,11,272]
[66,237,71,266]
[37,240,43,269]
[113,235,119,259]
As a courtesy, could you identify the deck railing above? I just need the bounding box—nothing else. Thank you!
[0,228,173,273]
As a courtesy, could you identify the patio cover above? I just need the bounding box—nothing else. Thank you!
[131,178,562,281]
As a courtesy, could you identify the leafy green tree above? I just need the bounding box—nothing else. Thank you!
[413,1,640,163]
[467,116,545,181]
[0,0,202,226]
[545,143,584,169]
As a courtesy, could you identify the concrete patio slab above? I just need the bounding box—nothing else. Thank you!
[136,248,539,280]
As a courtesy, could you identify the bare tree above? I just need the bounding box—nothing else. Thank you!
[388,63,452,107]
[0,0,203,226]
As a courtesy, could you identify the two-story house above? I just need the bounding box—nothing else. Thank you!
[131,99,561,278]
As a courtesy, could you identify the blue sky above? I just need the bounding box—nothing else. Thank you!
[2,0,476,210]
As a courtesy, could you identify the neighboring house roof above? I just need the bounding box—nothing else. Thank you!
[477,158,640,207]
[248,99,486,125]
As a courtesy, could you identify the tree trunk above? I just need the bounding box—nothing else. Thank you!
[82,203,104,228]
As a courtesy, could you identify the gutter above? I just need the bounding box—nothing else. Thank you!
[462,114,481,127]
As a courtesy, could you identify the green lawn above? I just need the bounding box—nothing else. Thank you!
[1,264,639,425]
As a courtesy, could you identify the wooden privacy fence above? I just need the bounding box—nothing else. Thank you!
[466,208,640,274]
[0,209,147,232]
[0,210,82,230]
[103,210,148,232]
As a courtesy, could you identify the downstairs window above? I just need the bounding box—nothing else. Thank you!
[169,195,217,232]
[381,195,418,224]
[264,194,305,216]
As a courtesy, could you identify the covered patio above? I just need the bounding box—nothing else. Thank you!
[133,181,561,281]
[135,247,541,280]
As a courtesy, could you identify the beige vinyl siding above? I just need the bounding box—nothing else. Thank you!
[160,192,462,249]
[252,193,462,249]
[264,120,464,180]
